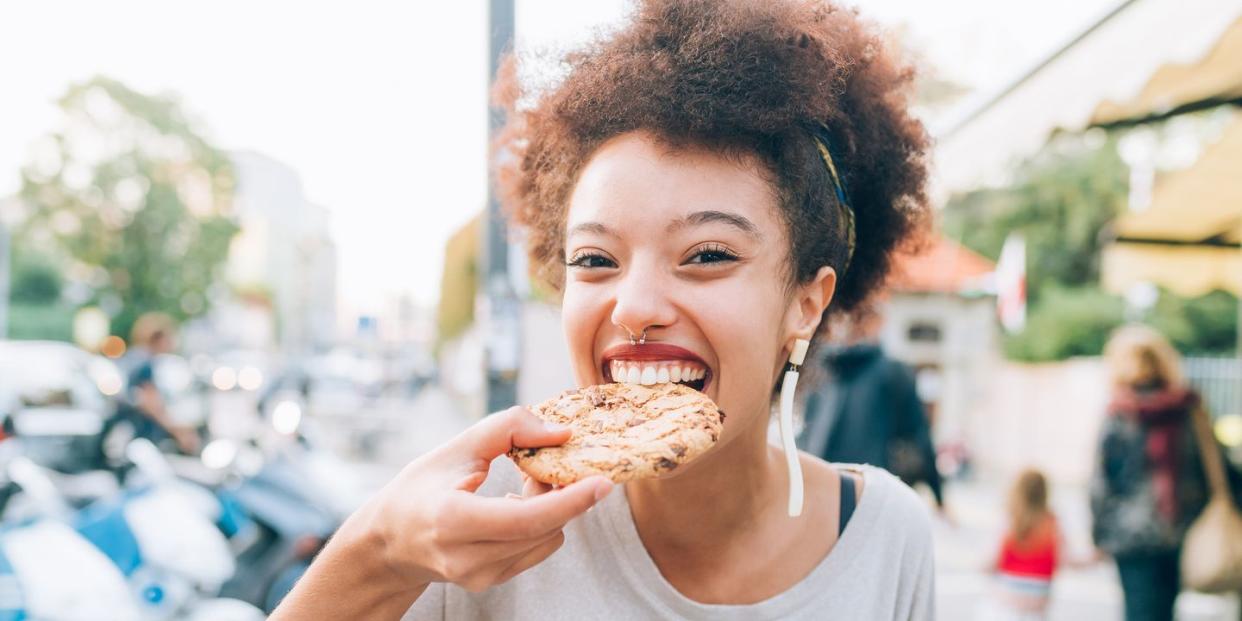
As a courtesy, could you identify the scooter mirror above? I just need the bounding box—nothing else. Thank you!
[6,456,72,517]
[126,438,175,483]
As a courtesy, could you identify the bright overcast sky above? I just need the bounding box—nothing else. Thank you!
[0,0,1118,323]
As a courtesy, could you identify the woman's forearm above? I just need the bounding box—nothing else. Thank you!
[271,503,429,620]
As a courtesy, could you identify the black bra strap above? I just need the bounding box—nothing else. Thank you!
[838,471,857,538]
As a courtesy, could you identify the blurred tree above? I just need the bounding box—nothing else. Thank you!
[1149,289,1239,355]
[436,214,479,353]
[10,252,62,305]
[943,132,1238,360]
[16,76,238,340]
[943,132,1129,302]
[1002,286,1125,361]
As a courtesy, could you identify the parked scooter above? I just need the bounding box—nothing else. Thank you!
[0,440,140,621]
[0,437,264,621]
[78,439,265,620]
[193,398,342,613]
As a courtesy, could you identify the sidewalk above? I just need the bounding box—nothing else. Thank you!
[935,477,1239,620]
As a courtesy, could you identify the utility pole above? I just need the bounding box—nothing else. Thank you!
[482,0,520,413]
[0,222,9,339]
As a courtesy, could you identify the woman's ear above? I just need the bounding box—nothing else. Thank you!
[785,266,837,342]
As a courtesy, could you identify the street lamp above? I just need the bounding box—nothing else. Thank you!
[0,222,8,339]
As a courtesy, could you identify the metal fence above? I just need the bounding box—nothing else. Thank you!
[1185,356,1242,418]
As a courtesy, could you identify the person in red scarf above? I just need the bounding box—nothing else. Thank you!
[1089,324,1223,621]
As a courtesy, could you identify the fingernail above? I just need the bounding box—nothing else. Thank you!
[544,421,569,433]
[593,480,613,502]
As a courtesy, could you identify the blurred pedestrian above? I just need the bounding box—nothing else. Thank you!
[118,312,200,454]
[1090,324,1210,621]
[984,469,1065,620]
[801,312,946,512]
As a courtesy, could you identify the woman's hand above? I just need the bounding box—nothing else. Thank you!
[373,406,613,590]
[271,407,612,619]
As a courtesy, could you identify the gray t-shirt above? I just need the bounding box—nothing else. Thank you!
[404,459,935,620]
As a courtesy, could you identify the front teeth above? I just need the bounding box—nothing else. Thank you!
[610,361,706,386]
[640,367,657,384]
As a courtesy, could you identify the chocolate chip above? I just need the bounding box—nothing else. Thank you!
[657,458,677,471]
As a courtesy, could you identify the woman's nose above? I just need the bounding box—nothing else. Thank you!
[609,261,677,338]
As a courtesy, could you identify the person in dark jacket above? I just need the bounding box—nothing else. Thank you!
[1090,324,1213,621]
[799,314,944,509]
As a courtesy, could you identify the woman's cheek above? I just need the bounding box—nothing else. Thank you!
[703,315,773,419]
[560,285,607,385]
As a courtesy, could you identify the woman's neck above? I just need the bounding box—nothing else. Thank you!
[625,407,783,549]
[620,406,841,605]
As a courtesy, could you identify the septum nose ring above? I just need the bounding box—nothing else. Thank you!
[621,324,648,346]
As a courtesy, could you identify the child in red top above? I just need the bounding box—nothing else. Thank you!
[990,469,1062,620]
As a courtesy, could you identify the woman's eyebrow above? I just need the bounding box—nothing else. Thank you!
[567,221,617,238]
[668,210,762,239]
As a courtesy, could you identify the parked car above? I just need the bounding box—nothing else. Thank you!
[0,341,124,473]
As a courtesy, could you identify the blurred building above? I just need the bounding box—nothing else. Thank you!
[881,236,996,448]
[435,213,574,416]
[222,151,339,354]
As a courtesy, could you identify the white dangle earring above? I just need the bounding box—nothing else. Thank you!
[779,338,810,518]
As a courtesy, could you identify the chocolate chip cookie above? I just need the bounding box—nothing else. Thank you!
[509,382,724,485]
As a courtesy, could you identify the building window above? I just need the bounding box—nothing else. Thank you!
[908,321,942,343]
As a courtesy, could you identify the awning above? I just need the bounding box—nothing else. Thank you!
[1103,243,1242,296]
[1092,16,1242,126]
[934,0,1242,195]
[1102,112,1242,296]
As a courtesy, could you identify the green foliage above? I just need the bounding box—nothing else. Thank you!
[1003,286,1125,361]
[436,215,479,352]
[16,76,238,339]
[1148,289,1239,355]
[943,133,1129,304]
[1000,286,1237,362]
[10,252,63,304]
[7,303,75,342]
[945,131,1238,360]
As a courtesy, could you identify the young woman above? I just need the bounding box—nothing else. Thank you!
[1091,325,1211,621]
[273,1,934,618]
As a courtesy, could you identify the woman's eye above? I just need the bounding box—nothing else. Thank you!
[566,253,617,269]
[685,244,739,265]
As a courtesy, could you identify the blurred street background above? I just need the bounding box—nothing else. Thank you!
[2,0,1241,619]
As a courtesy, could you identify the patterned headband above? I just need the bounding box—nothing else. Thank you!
[808,123,856,274]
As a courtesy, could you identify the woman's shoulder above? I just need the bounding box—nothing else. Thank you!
[857,465,934,529]
[808,456,935,553]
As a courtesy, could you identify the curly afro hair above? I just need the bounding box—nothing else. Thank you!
[493,0,930,327]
